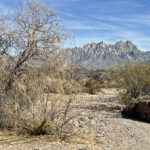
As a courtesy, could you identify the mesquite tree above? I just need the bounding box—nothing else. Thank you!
[0,11,13,56]
[0,0,69,90]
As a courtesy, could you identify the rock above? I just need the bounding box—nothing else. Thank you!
[88,114,94,119]
[122,100,150,122]
[97,134,104,137]
[73,119,79,127]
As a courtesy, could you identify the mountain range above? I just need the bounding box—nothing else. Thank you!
[63,40,150,69]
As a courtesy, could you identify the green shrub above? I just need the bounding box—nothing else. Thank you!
[115,62,150,106]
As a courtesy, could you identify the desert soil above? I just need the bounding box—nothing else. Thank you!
[0,88,150,150]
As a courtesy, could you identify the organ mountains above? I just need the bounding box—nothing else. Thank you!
[63,41,150,69]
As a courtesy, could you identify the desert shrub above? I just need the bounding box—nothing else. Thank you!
[44,78,64,94]
[84,78,101,94]
[0,64,6,91]
[0,67,78,140]
[62,79,84,94]
[87,69,114,88]
[40,62,87,94]
[115,62,150,106]
[42,63,113,95]
[0,0,80,140]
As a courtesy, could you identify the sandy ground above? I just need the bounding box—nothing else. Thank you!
[0,89,150,150]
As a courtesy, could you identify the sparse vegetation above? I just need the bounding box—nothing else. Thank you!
[0,0,108,140]
[0,0,150,150]
[0,63,80,140]
[84,78,101,94]
[0,0,77,140]
[115,62,150,106]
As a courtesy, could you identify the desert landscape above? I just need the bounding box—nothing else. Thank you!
[0,89,150,150]
[0,0,150,150]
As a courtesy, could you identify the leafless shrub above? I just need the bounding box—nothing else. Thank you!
[0,0,69,91]
[0,67,78,140]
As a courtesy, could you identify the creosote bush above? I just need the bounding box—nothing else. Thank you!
[115,62,150,106]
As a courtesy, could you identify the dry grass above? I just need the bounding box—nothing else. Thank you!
[0,66,81,141]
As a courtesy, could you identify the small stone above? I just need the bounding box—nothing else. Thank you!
[88,114,94,119]
[97,134,104,137]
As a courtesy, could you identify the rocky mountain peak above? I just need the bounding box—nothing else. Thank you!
[99,41,106,48]
[126,40,132,45]
[90,42,97,49]
[63,41,149,69]
[116,40,125,45]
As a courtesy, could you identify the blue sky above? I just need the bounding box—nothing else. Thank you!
[0,0,150,51]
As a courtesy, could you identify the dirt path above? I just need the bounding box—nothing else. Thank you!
[98,89,150,150]
[72,89,150,150]
[0,89,150,150]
